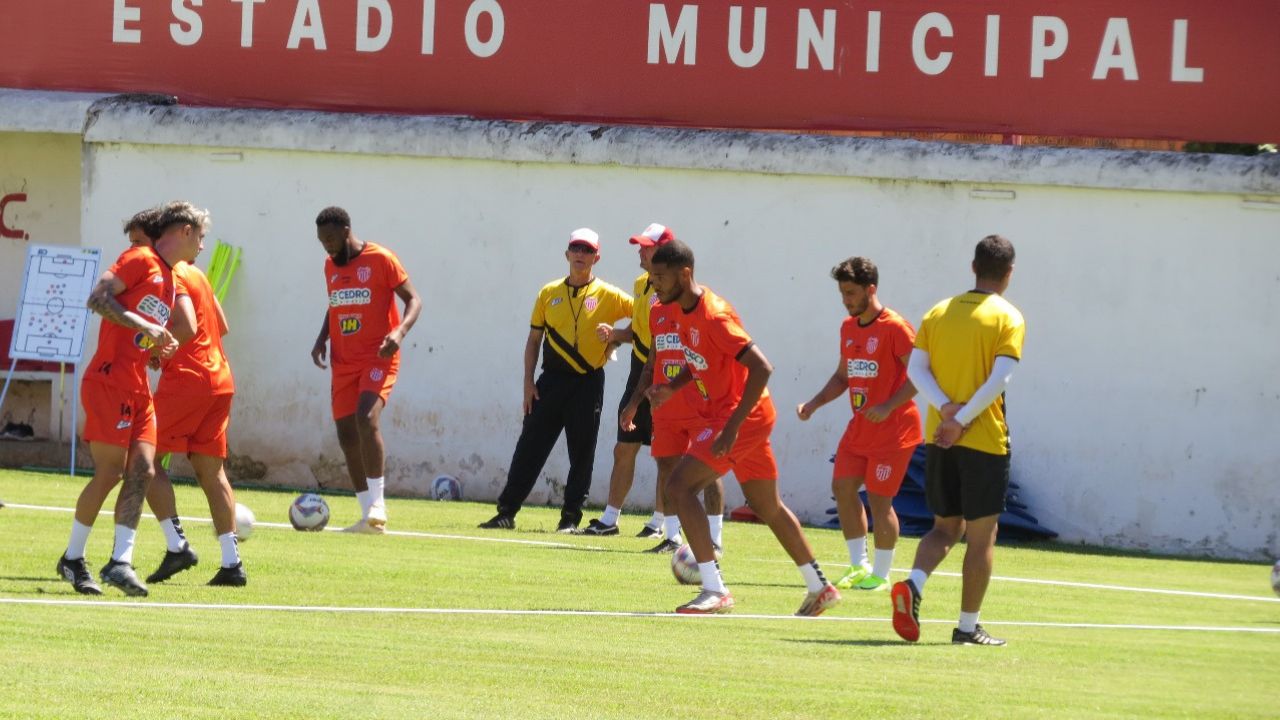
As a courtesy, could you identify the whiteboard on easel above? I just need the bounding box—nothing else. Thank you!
[9,245,101,363]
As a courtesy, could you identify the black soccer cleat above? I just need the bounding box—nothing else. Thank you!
[56,555,102,595]
[952,624,1007,646]
[579,519,619,536]
[644,538,682,554]
[478,514,516,530]
[555,519,579,534]
[100,560,148,597]
[635,524,662,539]
[207,563,248,587]
[145,544,199,583]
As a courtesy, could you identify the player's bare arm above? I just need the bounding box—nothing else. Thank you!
[647,365,692,410]
[712,344,773,457]
[87,272,177,354]
[797,361,845,420]
[214,295,229,337]
[620,351,657,431]
[311,312,330,369]
[596,322,634,345]
[168,295,199,345]
[522,328,543,414]
[378,279,423,358]
[863,352,920,423]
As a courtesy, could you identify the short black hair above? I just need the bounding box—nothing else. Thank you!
[123,207,162,240]
[831,256,878,287]
[316,206,351,228]
[974,235,1015,281]
[651,239,694,270]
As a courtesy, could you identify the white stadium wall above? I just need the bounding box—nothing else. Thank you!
[3,91,1278,559]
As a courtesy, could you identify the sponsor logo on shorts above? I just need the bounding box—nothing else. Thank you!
[116,420,132,430]
[866,336,879,353]
[682,347,709,371]
[136,294,170,325]
[369,368,384,382]
[875,463,892,482]
[847,358,879,378]
[357,266,372,283]
[339,314,362,335]
[329,288,372,307]
[654,332,682,351]
[584,297,598,312]
[696,427,713,443]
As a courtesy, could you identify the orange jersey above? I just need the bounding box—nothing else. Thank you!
[84,245,175,396]
[648,300,706,424]
[840,308,924,453]
[675,287,769,422]
[324,242,409,368]
[157,263,234,396]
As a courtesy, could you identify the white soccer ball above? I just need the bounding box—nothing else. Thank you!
[234,502,255,542]
[289,493,330,531]
[671,544,701,585]
[431,474,462,501]
[1272,560,1280,598]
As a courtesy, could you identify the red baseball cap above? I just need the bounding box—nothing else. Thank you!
[568,227,600,251]
[629,223,676,247]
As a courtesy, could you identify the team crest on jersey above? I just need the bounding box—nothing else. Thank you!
[682,347,709,371]
[875,464,892,482]
[847,358,879,378]
[696,428,713,443]
[339,314,362,335]
[136,294,171,325]
[357,266,372,283]
[584,297,598,312]
[690,328,700,346]
[369,368,384,382]
[866,337,879,353]
[851,388,869,410]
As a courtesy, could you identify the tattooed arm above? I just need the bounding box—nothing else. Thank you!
[87,272,177,354]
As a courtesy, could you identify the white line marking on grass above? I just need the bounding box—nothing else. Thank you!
[1,598,1277,634]
[751,559,1280,604]
[3,503,604,551]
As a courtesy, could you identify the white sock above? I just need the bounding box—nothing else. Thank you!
[699,561,727,594]
[798,561,829,593]
[847,536,868,568]
[646,511,664,529]
[707,514,724,548]
[959,611,980,633]
[66,520,92,560]
[601,505,621,526]
[356,490,372,518]
[159,517,187,553]
[663,515,682,542]
[908,568,929,594]
[111,525,137,564]
[872,548,894,580]
[367,477,385,507]
[218,532,240,568]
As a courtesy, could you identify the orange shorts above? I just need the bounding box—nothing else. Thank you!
[156,392,233,458]
[688,397,778,482]
[651,415,702,458]
[331,362,397,419]
[833,435,917,498]
[81,380,156,449]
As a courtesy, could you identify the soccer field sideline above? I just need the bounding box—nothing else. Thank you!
[6,498,1277,610]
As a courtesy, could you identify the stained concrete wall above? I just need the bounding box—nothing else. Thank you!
[4,90,1279,559]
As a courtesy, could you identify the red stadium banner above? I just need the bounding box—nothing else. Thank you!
[2,1,1276,143]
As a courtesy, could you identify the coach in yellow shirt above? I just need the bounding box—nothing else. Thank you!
[480,228,633,533]
[890,234,1025,647]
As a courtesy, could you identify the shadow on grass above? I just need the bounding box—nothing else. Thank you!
[783,637,912,648]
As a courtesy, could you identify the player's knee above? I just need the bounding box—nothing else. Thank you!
[613,442,640,462]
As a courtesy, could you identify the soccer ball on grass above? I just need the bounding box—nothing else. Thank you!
[289,493,330,531]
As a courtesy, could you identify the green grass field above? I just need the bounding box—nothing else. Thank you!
[0,468,1275,719]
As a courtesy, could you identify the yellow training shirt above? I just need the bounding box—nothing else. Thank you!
[531,277,633,374]
[915,291,1025,455]
[630,272,660,363]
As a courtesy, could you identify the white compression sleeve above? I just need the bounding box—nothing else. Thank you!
[955,355,1019,425]
[906,349,951,410]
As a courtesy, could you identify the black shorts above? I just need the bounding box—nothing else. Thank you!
[924,445,1010,520]
[616,354,652,445]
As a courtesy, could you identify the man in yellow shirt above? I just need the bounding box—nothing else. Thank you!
[480,229,633,533]
[891,235,1025,647]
